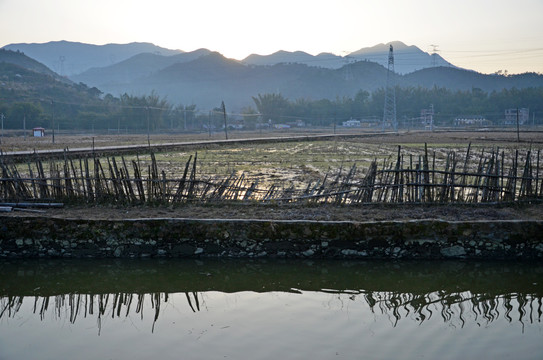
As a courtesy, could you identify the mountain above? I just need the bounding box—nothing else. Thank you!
[0,48,69,83]
[242,42,455,74]
[2,40,454,77]
[71,48,212,88]
[0,49,103,102]
[348,41,455,74]
[96,52,389,109]
[4,40,542,113]
[243,51,347,69]
[0,49,108,129]
[2,41,183,76]
[401,66,543,91]
[90,51,543,110]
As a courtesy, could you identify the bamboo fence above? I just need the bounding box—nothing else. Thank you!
[0,145,541,205]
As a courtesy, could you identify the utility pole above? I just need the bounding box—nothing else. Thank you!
[146,106,150,148]
[383,44,397,132]
[0,113,4,144]
[430,104,434,131]
[517,108,520,142]
[208,111,212,138]
[51,101,55,144]
[221,101,228,140]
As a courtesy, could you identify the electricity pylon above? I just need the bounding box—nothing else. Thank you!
[382,44,397,132]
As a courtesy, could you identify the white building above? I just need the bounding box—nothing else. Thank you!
[504,108,529,125]
[454,116,489,127]
[32,127,45,137]
[342,119,361,127]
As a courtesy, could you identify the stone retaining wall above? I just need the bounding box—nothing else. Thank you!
[1,217,542,259]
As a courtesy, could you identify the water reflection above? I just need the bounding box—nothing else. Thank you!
[1,259,541,334]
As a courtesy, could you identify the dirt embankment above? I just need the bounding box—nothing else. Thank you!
[3,202,542,222]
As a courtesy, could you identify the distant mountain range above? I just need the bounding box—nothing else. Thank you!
[3,40,451,77]
[2,41,183,76]
[2,40,543,111]
[242,41,453,74]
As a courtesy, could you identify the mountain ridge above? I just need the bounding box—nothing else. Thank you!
[2,41,183,76]
[3,41,543,112]
[4,40,454,76]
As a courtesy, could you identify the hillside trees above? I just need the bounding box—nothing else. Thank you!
[4,102,44,129]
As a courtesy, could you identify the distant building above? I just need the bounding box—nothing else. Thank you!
[294,119,306,127]
[504,108,529,125]
[286,119,306,128]
[342,119,361,127]
[454,116,489,127]
[32,127,45,137]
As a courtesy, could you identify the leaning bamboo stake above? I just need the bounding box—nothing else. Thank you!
[132,160,146,203]
[449,152,457,202]
[186,152,198,200]
[84,157,94,201]
[107,157,122,200]
[423,143,431,202]
[121,157,136,202]
[458,142,471,202]
[36,156,48,199]
[78,158,87,199]
[28,163,38,199]
[173,155,193,202]
[500,150,505,201]
[98,159,111,198]
[536,149,540,197]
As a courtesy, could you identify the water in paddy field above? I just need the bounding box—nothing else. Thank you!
[0,259,542,360]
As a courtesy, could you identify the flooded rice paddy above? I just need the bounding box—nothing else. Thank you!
[1,259,542,359]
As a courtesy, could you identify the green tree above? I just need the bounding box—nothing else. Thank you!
[252,93,290,123]
[240,106,259,129]
[119,92,170,131]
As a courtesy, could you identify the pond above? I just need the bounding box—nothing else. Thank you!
[1,259,542,360]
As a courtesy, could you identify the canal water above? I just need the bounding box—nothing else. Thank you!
[1,259,542,359]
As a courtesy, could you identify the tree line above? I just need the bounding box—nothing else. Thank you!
[247,86,543,127]
[1,85,542,132]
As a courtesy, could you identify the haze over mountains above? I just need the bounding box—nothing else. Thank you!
[3,41,183,76]
[2,40,542,110]
[4,40,451,77]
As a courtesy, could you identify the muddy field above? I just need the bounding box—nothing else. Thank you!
[1,128,541,153]
[2,129,542,221]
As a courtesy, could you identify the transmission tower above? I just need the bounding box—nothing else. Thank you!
[382,44,397,131]
[429,44,439,67]
[59,56,66,76]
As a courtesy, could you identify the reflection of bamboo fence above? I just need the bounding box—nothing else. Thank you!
[1,290,540,332]
[362,290,542,328]
[0,145,541,205]
[0,292,197,334]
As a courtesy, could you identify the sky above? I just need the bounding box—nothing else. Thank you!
[1,0,542,74]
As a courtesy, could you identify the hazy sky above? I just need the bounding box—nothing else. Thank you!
[1,0,542,74]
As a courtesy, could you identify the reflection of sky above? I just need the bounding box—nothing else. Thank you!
[1,291,542,360]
